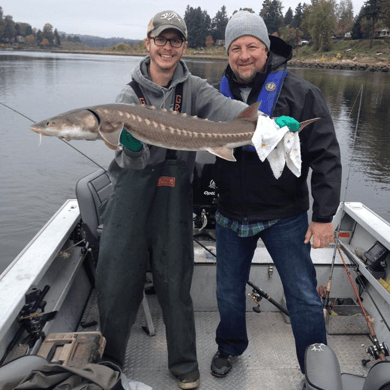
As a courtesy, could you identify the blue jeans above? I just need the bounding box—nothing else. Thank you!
[215,213,326,372]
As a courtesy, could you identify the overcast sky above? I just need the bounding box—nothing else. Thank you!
[2,0,365,40]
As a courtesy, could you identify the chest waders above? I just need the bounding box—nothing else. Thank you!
[96,81,198,376]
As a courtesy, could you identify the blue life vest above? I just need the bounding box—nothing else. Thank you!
[220,65,288,151]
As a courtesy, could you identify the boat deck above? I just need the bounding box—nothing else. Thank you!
[116,295,371,390]
[2,200,386,389]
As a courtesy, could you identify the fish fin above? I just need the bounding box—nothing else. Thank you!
[207,147,236,162]
[103,140,120,150]
[298,117,321,132]
[98,124,122,150]
[235,102,261,124]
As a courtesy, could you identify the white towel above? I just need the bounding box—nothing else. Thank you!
[252,114,301,179]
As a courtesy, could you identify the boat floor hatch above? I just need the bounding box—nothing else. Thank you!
[80,294,371,390]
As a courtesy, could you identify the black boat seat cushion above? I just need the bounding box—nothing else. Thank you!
[76,169,113,252]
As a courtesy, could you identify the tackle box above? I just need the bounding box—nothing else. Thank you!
[37,331,106,367]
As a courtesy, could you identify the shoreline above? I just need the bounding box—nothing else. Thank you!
[2,47,389,72]
[288,58,390,72]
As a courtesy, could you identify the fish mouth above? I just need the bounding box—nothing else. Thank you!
[30,125,42,134]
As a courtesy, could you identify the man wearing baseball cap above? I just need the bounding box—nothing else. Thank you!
[210,11,341,379]
[96,10,298,390]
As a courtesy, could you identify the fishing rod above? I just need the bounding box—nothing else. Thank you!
[337,246,389,361]
[321,86,389,362]
[0,101,107,172]
[322,85,364,314]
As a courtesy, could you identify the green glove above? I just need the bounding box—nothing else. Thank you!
[275,116,300,133]
[120,129,143,152]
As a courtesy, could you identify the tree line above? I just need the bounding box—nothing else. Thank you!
[185,0,390,51]
[0,7,81,47]
[1,0,390,52]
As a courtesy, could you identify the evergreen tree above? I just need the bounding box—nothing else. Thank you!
[260,0,284,34]
[351,13,363,39]
[54,29,61,46]
[0,7,4,41]
[184,6,211,48]
[284,7,294,26]
[211,6,229,41]
[383,0,390,30]
[362,0,381,42]
[25,24,33,36]
[36,29,43,44]
[3,15,16,41]
[292,3,304,29]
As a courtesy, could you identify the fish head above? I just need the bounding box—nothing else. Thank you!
[30,108,100,141]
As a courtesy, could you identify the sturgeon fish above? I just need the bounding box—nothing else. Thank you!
[30,102,320,162]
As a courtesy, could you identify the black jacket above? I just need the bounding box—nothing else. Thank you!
[215,36,342,223]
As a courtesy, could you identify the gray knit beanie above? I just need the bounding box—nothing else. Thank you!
[225,11,270,53]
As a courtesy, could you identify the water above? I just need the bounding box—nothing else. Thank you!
[0,51,389,273]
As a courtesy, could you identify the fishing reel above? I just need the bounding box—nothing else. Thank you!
[248,290,262,313]
[367,341,390,360]
[18,285,57,347]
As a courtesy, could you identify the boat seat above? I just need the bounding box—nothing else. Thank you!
[76,169,113,261]
[75,168,155,336]
[304,343,390,390]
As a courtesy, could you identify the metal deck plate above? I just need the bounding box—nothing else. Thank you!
[123,295,371,390]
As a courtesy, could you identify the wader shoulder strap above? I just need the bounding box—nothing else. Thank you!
[128,80,184,159]
[220,64,288,151]
[128,80,147,106]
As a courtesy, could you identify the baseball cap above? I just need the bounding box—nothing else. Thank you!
[147,10,188,40]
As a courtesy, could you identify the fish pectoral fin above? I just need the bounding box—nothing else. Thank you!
[298,117,321,132]
[98,124,123,150]
[103,140,120,150]
[206,147,236,162]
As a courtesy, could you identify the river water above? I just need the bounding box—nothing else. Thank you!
[0,51,389,273]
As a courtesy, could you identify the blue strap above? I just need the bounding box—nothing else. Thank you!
[220,65,288,152]
[220,76,233,99]
[255,65,288,116]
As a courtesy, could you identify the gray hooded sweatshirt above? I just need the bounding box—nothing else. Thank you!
[107,56,247,187]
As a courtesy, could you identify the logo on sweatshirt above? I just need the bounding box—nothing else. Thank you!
[157,176,176,187]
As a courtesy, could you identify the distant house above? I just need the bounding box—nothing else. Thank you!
[379,28,390,38]
[375,28,390,38]
[16,36,26,44]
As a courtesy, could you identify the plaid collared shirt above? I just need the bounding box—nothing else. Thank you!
[215,211,279,238]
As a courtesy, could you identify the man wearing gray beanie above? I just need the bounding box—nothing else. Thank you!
[211,10,342,381]
[225,11,270,53]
